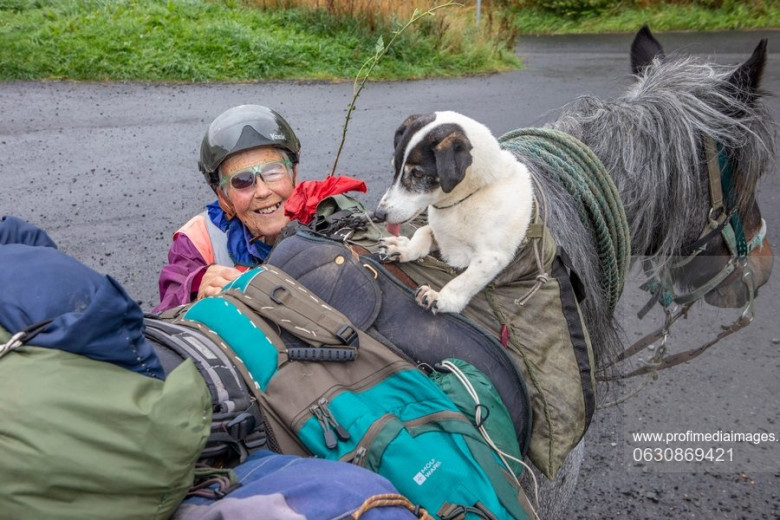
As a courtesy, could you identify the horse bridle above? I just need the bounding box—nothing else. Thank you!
[602,136,768,382]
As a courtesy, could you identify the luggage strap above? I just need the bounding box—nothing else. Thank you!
[224,266,361,357]
[0,319,53,360]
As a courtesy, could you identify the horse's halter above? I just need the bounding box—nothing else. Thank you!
[602,136,768,383]
[638,136,767,318]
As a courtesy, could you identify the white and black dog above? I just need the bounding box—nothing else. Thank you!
[374,111,535,314]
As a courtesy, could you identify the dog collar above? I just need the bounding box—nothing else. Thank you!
[432,188,480,210]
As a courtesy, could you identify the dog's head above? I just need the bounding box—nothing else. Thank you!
[375,111,500,225]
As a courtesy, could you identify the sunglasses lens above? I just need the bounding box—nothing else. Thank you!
[260,162,289,182]
[230,171,256,190]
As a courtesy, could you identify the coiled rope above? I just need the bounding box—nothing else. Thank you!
[499,128,630,313]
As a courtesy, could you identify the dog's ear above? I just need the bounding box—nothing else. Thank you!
[395,114,425,150]
[434,132,473,193]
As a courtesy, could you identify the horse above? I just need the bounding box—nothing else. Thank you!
[504,26,774,519]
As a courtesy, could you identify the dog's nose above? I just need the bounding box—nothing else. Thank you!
[372,206,387,223]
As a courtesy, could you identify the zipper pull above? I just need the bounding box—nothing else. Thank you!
[319,398,351,441]
[310,404,338,449]
[352,446,367,467]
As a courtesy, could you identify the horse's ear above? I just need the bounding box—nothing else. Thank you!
[630,24,665,75]
[726,39,767,104]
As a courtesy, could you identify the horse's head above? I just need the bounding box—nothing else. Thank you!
[631,26,774,310]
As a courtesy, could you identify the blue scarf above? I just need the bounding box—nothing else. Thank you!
[206,201,273,267]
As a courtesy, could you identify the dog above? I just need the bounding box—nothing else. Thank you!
[374,111,535,313]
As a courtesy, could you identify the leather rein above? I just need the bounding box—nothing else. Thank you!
[601,136,768,381]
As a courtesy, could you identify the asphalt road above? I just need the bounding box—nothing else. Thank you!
[1,29,777,519]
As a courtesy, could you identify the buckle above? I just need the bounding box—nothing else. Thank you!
[244,427,268,449]
[225,412,256,440]
[336,325,358,347]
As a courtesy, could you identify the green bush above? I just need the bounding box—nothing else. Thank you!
[509,0,777,33]
[524,0,621,17]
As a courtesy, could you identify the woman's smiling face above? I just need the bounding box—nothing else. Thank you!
[219,146,297,243]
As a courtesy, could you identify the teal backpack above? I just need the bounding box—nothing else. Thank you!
[160,265,535,520]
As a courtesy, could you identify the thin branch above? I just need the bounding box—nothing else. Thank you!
[329,2,461,177]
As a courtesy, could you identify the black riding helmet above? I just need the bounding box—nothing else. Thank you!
[198,105,301,192]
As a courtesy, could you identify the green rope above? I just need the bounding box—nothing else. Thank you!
[499,128,630,313]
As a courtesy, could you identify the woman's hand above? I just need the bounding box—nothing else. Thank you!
[197,265,242,300]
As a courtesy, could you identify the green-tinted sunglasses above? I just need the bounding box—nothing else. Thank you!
[220,160,293,191]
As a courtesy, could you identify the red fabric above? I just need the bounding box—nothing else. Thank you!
[284,176,367,225]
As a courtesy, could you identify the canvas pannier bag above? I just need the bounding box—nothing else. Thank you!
[277,196,596,480]
[395,224,596,480]
[0,325,212,520]
[161,265,535,519]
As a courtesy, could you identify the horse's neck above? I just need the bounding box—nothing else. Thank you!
[573,130,702,260]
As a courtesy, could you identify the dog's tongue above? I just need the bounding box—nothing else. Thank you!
[386,223,401,236]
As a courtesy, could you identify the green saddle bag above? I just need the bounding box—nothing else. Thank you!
[0,326,212,520]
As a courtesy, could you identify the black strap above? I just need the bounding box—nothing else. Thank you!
[0,318,54,359]
[11,319,54,345]
[143,317,274,460]
[677,210,732,257]
[557,248,586,303]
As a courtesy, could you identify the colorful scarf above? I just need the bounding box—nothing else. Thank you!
[206,201,272,267]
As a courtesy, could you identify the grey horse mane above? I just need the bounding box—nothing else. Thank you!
[517,54,775,371]
[553,55,775,264]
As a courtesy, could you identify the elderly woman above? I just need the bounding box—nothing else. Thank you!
[154,105,301,312]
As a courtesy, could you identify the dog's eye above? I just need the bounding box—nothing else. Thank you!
[409,167,424,179]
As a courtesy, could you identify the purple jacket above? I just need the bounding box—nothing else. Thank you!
[153,233,210,313]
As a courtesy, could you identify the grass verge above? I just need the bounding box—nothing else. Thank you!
[0,1,776,82]
[510,1,778,35]
[0,0,519,82]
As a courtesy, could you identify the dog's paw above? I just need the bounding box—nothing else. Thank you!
[378,236,413,263]
[417,285,468,314]
[414,285,440,313]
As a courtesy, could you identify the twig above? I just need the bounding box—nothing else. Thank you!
[329,2,461,177]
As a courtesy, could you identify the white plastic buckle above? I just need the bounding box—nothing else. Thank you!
[0,331,25,359]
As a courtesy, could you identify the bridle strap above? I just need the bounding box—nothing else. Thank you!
[676,211,731,258]
[600,262,756,381]
[704,136,725,218]
[609,135,766,381]
[639,134,762,313]
[676,137,731,258]
[612,312,753,379]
